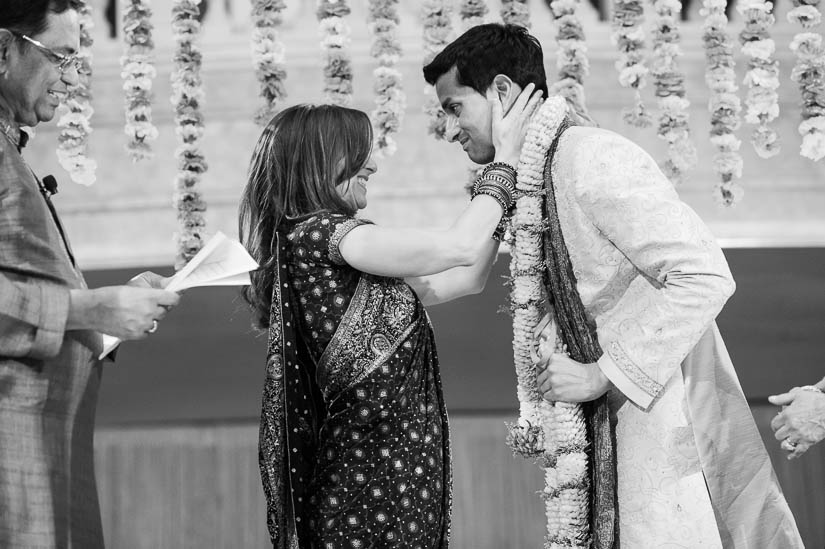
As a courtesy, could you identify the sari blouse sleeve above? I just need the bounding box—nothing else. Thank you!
[293,213,371,267]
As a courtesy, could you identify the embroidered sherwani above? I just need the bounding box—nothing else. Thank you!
[0,135,104,547]
[549,126,802,547]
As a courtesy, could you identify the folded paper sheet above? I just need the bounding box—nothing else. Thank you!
[99,231,259,359]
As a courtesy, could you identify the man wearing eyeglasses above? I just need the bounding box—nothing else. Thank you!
[0,2,180,547]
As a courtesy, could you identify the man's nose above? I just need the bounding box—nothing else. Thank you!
[444,115,460,142]
[61,65,80,87]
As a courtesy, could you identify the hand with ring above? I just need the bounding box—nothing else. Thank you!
[769,384,825,460]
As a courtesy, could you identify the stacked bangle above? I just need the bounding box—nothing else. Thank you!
[470,162,517,241]
[472,175,515,211]
[482,161,517,181]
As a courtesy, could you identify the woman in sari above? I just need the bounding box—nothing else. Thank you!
[239,93,540,548]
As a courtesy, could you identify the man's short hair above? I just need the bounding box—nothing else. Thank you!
[423,23,548,97]
[0,0,80,39]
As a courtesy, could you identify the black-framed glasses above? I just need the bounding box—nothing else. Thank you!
[13,32,82,74]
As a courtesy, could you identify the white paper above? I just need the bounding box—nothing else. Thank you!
[98,232,258,359]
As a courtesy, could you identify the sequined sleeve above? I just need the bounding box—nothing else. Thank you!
[328,217,371,266]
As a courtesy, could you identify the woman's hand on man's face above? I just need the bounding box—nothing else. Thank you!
[488,82,544,167]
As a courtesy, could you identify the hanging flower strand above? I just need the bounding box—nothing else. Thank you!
[611,0,653,127]
[701,0,744,206]
[171,0,208,269]
[501,0,531,27]
[460,0,488,30]
[506,96,590,548]
[121,0,158,162]
[737,0,781,159]
[318,0,353,107]
[367,0,405,158]
[422,0,454,140]
[57,0,96,185]
[546,0,592,122]
[251,0,287,126]
[649,0,697,183]
[788,0,825,161]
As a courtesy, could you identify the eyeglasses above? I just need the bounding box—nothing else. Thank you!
[14,33,82,74]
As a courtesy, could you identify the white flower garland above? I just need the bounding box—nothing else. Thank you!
[57,0,96,185]
[171,0,208,270]
[788,0,825,161]
[649,0,697,183]
[460,0,488,30]
[367,0,405,158]
[422,0,453,140]
[318,0,353,107]
[251,0,287,126]
[547,0,591,122]
[701,0,744,206]
[737,0,781,159]
[121,0,158,162]
[508,95,589,548]
[501,0,531,27]
[611,0,653,127]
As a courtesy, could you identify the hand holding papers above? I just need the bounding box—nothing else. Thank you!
[99,232,258,359]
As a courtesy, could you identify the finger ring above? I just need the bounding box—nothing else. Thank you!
[147,320,158,334]
[781,439,797,451]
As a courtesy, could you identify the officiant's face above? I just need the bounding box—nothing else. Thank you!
[435,67,495,164]
[0,10,80,127]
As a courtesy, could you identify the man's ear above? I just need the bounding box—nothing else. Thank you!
[0,30,15,74]
[491,74,521,114]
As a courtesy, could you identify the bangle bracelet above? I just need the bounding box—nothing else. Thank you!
[798,385,825,394]
[476,179,514,205]
[475,186,513,212]
[483,162,517,179]
[473,174,515,197]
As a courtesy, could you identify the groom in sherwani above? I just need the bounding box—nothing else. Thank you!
[424,23,803,548]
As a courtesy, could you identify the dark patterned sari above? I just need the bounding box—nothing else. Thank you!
[259,212,452,549]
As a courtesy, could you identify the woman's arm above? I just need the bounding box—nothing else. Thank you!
[405,238,500,306]
[338,195,503,278]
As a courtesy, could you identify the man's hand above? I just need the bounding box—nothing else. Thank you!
[68,286,180,341]
[127,271,174,290]
[488,82,544,167]
[769,388,825,459]
[535,353,612,403]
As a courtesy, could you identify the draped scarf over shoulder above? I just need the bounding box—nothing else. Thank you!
[542,120,619,548]
[259,232,326,549]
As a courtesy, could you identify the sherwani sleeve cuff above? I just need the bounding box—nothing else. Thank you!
[597,341,661,410]
[31,283,69,360]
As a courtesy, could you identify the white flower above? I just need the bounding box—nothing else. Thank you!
[800,131,825,161]
[787,5,823,28]
[736,0,772,12]
[618,64,649,88]
[799,116,825,135]
[710,133,741,151]
[741,39,776,61]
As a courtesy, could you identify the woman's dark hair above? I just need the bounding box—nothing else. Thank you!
[423,23,548,97]
[0,0,80,39]
[239,103,373,328]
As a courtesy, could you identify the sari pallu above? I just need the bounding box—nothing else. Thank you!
[260,232,452,549]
